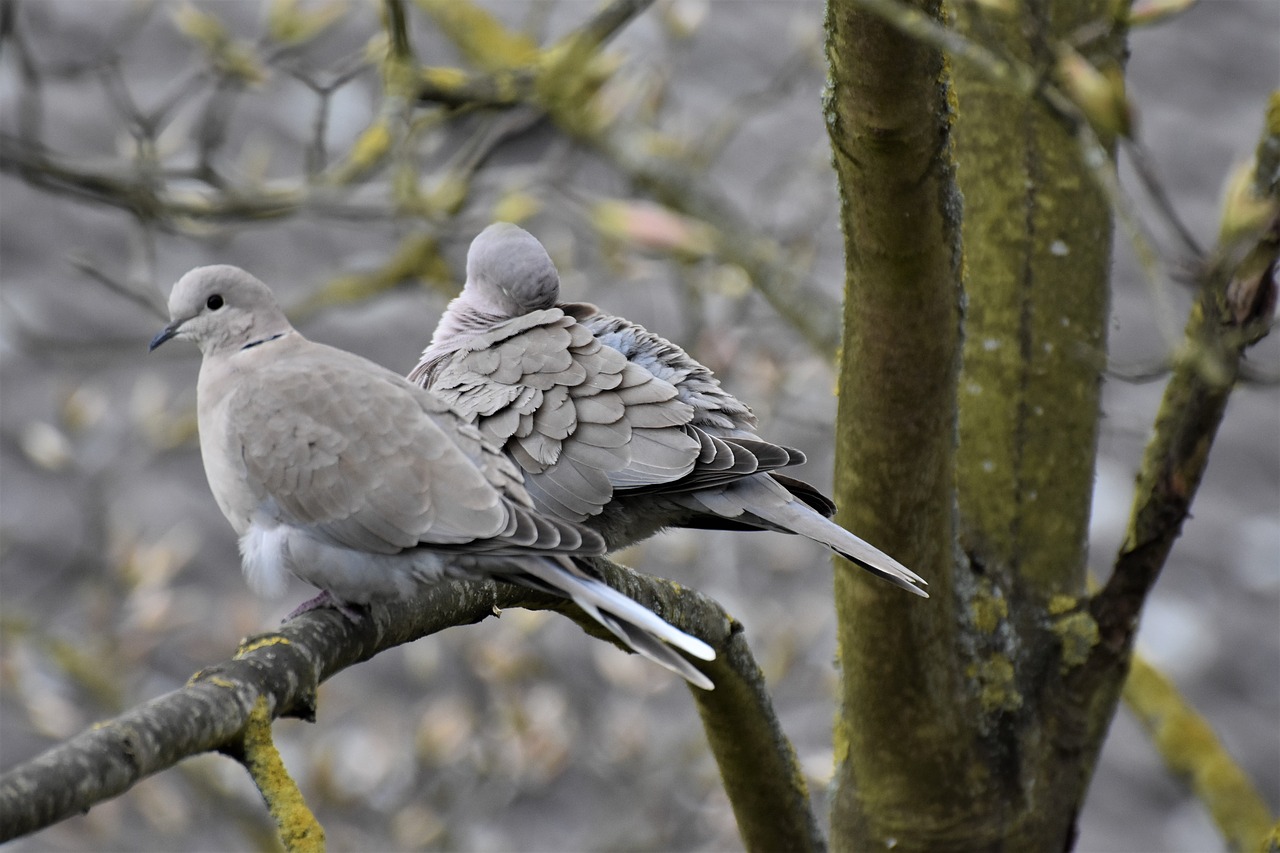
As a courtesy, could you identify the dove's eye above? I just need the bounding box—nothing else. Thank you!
[206,294,224,311]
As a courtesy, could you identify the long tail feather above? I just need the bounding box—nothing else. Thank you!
[516,557,715,690]
[688,476,929,598]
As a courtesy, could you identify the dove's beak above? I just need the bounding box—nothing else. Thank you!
[149,321,181,352]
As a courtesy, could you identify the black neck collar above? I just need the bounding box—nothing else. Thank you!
[241,332,286,351]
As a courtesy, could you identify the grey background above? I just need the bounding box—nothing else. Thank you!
[1,1,1276,850]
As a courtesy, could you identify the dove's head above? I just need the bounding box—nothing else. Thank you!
[150,265,293,356]
[463,222,560,316]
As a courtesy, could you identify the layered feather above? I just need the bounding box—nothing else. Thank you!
[414,224,929,598]
[157,263,717,687]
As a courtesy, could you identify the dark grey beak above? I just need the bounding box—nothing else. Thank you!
[148,322,180,352]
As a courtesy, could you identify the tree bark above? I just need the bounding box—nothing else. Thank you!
[825,2,1276,849]
[951,1,1117,597]
[824,0,966,848]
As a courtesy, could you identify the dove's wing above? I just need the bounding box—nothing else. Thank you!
[222,337,600,556]
[416,308,706,522]
[162,262,716,688]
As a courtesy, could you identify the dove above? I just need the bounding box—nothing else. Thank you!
[148,264,715,689]
[410,223,928,597]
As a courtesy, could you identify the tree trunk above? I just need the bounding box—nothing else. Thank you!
[826,1,1123,848]
[824,0,968,848]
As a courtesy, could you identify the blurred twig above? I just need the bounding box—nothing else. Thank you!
[67,254,168,319]
[1125,141,1204,257]
[1122,651,1276,850]
[408,0,843,357]
[693,40,821,168]
[383,0,412,61]
[290,230,454,319]
[1,0,843,355]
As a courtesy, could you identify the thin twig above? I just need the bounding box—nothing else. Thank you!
[67,254,168,319]
[1124,140,1204,257]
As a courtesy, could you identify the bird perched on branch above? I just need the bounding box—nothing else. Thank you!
[149,264,715,689]
[410,223,928,598]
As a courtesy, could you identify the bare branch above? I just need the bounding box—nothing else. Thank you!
[67,254,168,319]
[383,0,412,61]
[691,621,827,852]
[558,0,655,56]
[1124,140,1204,257]
[1092,220,1277,648]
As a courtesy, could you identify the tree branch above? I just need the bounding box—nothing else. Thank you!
[0,559,819,849]
[1093,226,1277,649]
[824,0,969,845]
[232,697,326,853]
[1122,652,1276,850]
[508,563,826,850]
[0,576,505,840]
[691,625,827,852]
[1056,99,1279,851]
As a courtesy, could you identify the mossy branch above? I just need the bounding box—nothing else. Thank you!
[692,624,827,853]
[1068,100,1278,850]
[231,697,325,853]
[0,558,816,850]
[509,561,825,851]
[1092,229,1277,649]
[382,0,412,63]
[1123,652,1276,850]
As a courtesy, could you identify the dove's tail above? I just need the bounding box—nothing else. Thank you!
[685,476,930,598]
[513,556,716,690]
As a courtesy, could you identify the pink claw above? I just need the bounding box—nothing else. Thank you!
[285,590,367,623]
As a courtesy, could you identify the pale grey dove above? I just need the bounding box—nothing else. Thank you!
[148,264,715,689]
[410,223,927,597]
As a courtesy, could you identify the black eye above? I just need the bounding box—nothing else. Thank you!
[206,294,224,310]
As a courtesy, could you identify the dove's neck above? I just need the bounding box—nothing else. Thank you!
[195,304,295,357]
[241,331,288,351]
[425,295,506,355]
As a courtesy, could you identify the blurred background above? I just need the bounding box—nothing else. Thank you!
[1,1,1276,850]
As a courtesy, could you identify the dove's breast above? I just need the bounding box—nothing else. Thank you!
[196,359,259,536]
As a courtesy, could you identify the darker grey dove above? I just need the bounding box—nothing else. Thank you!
[410,223,927,597]
[148,264,715,689]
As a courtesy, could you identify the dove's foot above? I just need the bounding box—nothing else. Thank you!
[285,590,367,623]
